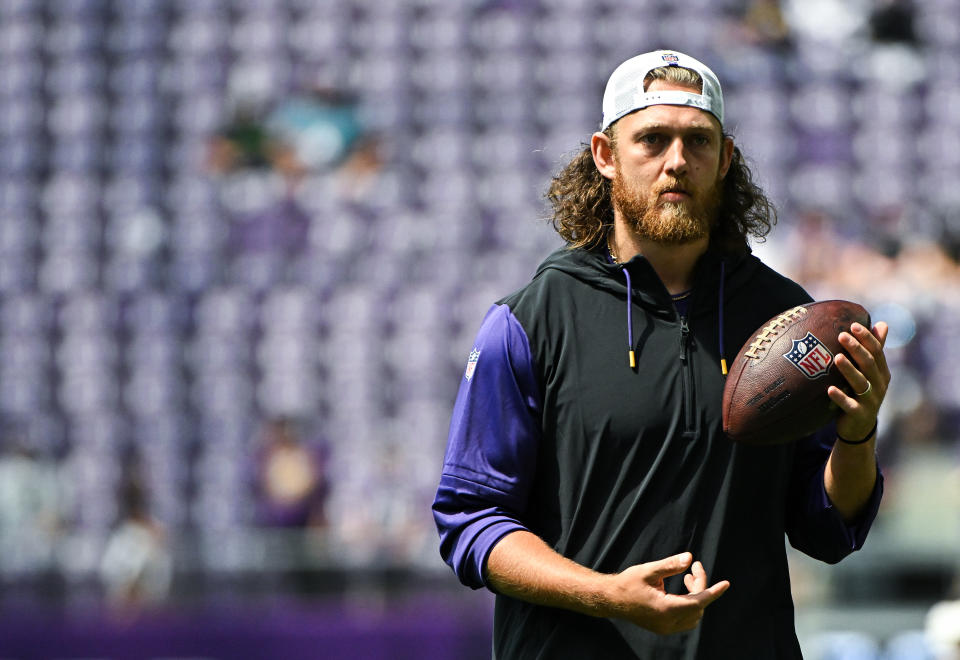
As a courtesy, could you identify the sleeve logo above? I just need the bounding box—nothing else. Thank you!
[464,348,481,381]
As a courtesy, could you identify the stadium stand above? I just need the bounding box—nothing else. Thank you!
[0,1,957,657]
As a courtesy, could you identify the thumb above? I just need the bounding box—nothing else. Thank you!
[646,552,693,581]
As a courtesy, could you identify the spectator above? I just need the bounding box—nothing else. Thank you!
[0,425,64,585]
[251,417,329,530]
[99,453,172,619]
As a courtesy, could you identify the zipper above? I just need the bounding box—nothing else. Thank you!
[679,315,696,432]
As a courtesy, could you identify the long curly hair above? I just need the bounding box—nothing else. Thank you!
[546,69,776,256]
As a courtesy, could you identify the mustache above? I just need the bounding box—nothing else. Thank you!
[654,178,690,195]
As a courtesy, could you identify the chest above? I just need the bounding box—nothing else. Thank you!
[535,300,728,443]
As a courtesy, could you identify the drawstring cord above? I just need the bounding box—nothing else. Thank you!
[719,259,727,375]
[622,267,636,368]
[620,259,728,375]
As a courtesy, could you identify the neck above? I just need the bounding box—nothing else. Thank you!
[609,220,708,295]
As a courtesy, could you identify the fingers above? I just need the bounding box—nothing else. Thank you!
[871,322,892,383]
[848,321,883,353]
[618,555,729,635]
[832,322,891,405]
[656,579,730,634]
[831,353,870,403]
[683,561,706,593]
[646,552,693,581]
[839,322,891,380]
[830,321,892,441]
[872,321,889,349]
[670,579,729,615]
[684,579,730,607]
[679,561,726,605]
[838,325,877,376]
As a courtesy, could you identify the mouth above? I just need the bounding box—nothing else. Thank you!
[659,188,691,202]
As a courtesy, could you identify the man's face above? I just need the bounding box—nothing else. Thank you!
[608,80,732,244]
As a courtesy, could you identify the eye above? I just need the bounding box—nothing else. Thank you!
[689,134,712,147]
[639,133,662,146]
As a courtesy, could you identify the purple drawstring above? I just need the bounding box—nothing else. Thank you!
[622,267,635,368]
[719,260,727,375]
[620,259,727,374]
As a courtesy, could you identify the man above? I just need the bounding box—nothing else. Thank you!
[433,50,890,659]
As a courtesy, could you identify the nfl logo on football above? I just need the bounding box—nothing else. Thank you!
[783,332,834,379]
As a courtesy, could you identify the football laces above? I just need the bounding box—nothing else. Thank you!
[743,306,808,359]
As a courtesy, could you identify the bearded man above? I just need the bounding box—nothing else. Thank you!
[433,50,890,659]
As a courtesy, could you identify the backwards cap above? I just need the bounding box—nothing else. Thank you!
[600,50,724,130]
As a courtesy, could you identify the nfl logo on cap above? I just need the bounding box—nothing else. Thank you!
[661,53,680,63]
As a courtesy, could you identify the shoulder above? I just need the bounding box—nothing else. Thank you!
[458,303,542,410]
[740,254,813,308]
[498,246,599,318]
[473,303,532,357]
[722,254,815,340]
[498,267,572,311]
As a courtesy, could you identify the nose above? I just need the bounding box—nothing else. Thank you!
[664,137,688,176]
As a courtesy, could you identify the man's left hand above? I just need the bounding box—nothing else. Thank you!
[828,321,891,442]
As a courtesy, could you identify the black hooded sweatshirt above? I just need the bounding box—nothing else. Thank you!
[433,244,882,659]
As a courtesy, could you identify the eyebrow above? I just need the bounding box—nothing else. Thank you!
[630,122,718,137]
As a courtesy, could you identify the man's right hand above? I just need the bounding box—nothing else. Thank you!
[602,552,730,635]
[485,532,729,636]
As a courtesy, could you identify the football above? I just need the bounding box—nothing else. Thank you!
[722,300,871,445]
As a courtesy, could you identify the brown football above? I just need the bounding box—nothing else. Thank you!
[722,300,871,445]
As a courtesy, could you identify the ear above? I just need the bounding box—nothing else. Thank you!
[718,136,735,180]
[591,131,617,181]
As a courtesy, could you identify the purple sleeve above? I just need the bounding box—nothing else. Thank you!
[785,423,884,564]
[432,304,543,589]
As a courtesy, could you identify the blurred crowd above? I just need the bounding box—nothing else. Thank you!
[0,0,958,656]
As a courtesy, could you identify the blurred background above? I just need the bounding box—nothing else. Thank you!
[0,0,958,658]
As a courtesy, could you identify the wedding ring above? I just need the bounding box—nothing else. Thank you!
[855,381,872,397]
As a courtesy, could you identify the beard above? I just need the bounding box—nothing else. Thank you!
[611,164,723,245]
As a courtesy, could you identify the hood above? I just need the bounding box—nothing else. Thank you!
[534,243,758,316]
[533,242,761,372]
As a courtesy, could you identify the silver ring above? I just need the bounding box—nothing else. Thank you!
[855,381,872,397]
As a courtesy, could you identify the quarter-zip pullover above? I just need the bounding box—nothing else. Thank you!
[433,244,883,659]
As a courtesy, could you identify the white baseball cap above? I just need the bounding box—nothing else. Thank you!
[600,50,724,131]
